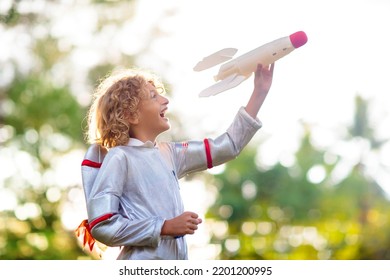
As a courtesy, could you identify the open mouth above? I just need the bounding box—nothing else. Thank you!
[160,108,167,118]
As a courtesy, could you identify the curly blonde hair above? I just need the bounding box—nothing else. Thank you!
[86,68,165,148]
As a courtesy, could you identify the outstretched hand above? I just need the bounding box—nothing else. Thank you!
[254,63,274,94]
[161,211,202,236]
[245,63,275,119]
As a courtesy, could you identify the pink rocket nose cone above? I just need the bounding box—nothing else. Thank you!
[289,31,308,48]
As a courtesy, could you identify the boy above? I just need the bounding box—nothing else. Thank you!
[79,63,274,259]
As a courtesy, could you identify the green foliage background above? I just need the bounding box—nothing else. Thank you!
[1,0,389,260]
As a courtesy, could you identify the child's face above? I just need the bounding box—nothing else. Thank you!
[132,83,170,142]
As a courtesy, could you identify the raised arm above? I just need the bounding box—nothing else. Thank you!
[245,63,275,119]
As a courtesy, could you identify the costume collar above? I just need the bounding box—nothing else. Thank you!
[127,138,156,148]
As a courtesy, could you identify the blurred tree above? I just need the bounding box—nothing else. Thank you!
[206,95,390,260]
[1,67,87,259]
[0,0,182,259]
[2,0,389,261]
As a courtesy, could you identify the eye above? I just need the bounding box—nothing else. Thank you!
[150,90,157,98]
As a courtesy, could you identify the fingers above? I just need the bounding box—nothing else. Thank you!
[189,212,198,219]
[181,212,203,234]
[187,212,202,227]
[189,213,202,224]
[270,62,275,72]
[255,64,263,76]
[189,218,202,226]
[257,63,275,71]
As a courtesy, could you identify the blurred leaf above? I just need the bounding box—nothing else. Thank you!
[4,75,86,141]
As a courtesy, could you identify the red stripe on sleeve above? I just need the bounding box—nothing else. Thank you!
[203,138,213,169]
[89,213,115,230]
[81,159,102,168]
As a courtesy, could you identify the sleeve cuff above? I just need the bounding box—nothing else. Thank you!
[239,106,263,129]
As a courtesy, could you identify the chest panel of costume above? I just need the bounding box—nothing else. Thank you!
[119,147,183,219]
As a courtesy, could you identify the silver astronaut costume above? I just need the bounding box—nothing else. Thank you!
[81,107,262,260]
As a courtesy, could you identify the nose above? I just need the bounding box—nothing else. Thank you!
[160,95,169,105]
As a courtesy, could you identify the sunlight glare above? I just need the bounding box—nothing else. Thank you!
[225,238,240,254]
[306,165,326,184]
[15,203,42,220]
[0,188,18,211]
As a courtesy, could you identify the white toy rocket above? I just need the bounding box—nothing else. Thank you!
[194,31,308,97]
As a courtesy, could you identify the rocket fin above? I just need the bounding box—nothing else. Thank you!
[193,48,238,71]
[199,73,250,97]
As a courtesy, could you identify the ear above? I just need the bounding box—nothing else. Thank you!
[127,112,140,125]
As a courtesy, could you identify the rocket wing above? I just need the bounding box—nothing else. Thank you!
[199,73,251,97]
[193,48,238,71]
